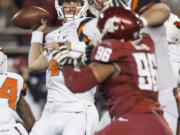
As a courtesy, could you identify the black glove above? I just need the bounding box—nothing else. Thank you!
[81,45,94,66]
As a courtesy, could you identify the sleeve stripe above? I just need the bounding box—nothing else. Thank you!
[77,18,93,44]
[138,2,155,13]
[22,82,26,91]
[131,0,139,11]
[78,23,86,37]
[174,21,180,28]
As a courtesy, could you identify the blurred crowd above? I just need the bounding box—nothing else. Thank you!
[0,0,180,120]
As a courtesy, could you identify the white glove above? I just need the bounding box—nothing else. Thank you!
[51,43,77,69]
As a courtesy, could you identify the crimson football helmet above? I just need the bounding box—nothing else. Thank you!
[97,6,142,41]
[87,0,128,17]
[0,46,7,73]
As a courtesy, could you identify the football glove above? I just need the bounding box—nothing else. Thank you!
[81,45,94,66]
[51,43,78,69]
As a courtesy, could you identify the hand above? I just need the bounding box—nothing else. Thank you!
[44,42,71,52]
[34,18,47,32]
[51,44,73,69]
[81,45,94,66]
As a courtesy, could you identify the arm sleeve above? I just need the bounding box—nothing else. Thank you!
[62,66,98,93]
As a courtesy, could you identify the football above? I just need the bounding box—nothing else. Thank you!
[12,6,49,30]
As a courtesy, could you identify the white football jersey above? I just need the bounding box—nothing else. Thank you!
[81,18,107,46]
[142,25,177,91]
[0,72,26,125]
[45,17,96,103]
[166,14,180,85]
[165,13,180,45]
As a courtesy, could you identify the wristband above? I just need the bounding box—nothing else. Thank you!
[31,31,44,44]
[71,41,86,53]
[139,16,148,28]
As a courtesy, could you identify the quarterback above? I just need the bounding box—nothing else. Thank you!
[28,0,98,135]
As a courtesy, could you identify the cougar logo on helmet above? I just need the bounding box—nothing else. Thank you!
[101,16,121,37]
[97,6,141,41]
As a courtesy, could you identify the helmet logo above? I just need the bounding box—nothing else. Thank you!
[102,16,121,36]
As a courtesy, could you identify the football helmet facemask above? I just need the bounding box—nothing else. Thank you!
[0,47,7,73]
[55,0,88,22]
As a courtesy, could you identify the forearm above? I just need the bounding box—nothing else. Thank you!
[28,49,49,72]
[62,62,116,93]
[28,33,49,72]
[140,3,170,27]
[17,96,35,132]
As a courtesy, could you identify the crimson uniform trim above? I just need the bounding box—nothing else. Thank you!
[173,87,180,135]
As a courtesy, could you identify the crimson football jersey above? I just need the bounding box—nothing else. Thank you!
[91,33,161,118]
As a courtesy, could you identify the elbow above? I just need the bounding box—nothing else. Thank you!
[28,64,34,72]
[155,3,171,20]
[160,3,171,19]
[28,63,41,73]
[28,63,36,72]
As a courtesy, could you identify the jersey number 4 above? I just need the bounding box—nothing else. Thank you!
[0,78,17,110]
[48,58,59,76]
[133,53,157,91]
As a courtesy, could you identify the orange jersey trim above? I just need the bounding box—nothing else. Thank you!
[78,23,86,38]
[77,18,92,44]
[22,82,26,91]
[131,0,139,11]
[138,2,155,13]
[174,21,180,29]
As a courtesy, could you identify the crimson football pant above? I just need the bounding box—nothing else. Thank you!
[95,112,173,135]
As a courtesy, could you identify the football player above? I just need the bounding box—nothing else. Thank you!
[53,7,173,135]
[28,0,99,135]
[125,1,180,135]
[79,0,179,134]
[164,13,180,135]
[0,47,35,135]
